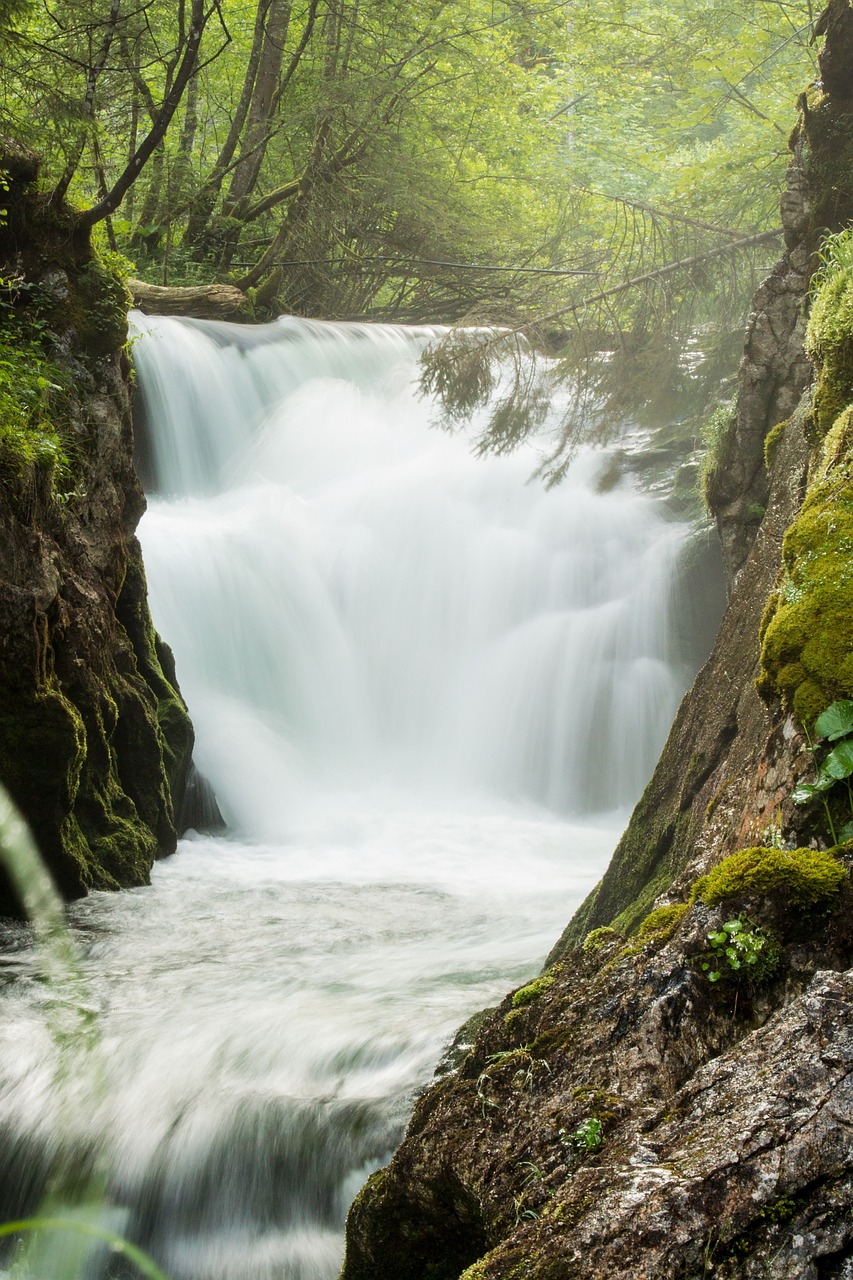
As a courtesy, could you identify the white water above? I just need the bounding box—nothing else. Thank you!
[0,315,721,1280]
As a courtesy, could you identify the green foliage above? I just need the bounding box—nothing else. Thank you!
[763,417,788,470]
[699,917,780,986]
[0,1216,171,1280]
[0,786,173,1280]
[511,974,555,1008]
[700,399,736,509]
[806,232,853,438]
[0,278,69,489]
[691,846,847,910]
[788,699,853,842]
[559,1117,604,1154]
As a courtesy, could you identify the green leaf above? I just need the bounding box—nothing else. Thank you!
[791,780,834,803]
[0,1217,172,1280]
[822,740,853,781]
[815,701,853,742]
[837,820,853,843]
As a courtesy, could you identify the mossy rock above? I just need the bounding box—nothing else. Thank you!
[581,926,622,954]
[758,466,853,725]
[799,89,853,237]
[691,846,847,910]
[806,267,853,438]
[68,254,131,358]
[636,901,689,943]
[511,974,555,1008]
[764,418,789,471]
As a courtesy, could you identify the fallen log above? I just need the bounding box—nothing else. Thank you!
[128,278,252,321]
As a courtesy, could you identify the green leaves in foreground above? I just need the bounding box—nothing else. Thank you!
[0,1217,171,1280]
[791,699,853,843]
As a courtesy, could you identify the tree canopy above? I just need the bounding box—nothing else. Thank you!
[0,0,823,461]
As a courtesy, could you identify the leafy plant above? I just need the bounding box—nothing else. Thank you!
[559,1117,604,1154]
[0,274,70,490]
[810,227,853,296]
[790,699,853,844]
[699,918,780,986]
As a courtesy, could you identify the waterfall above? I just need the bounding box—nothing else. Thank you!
[0,313,723,1280]
[132,313,698,824]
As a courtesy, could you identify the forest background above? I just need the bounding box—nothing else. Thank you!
[0,0,820,468]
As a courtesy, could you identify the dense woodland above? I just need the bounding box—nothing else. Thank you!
[0,1,816,318]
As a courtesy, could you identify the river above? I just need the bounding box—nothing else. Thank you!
[0,315,722,1280]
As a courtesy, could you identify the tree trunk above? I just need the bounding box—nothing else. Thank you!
[128,278,251,320]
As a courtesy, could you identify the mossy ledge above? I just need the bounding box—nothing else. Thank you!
[0,144,199,913]
[691,845,848,910]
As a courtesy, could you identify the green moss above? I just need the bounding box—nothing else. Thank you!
[636,901,689,942]
[607,852,677,937]
[806,265,853,439]
[503,1007,526,1031]
[758,469,853,725]
[64,251,131,358]
[700,399,736,512]
[511,974,554,1008]
[764,418,789,470]
[581,926,621,954]
[691,845,847,909]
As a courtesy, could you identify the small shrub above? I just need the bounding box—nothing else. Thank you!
[0,274,70,490]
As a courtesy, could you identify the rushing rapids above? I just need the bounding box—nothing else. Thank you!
[0,315,722,1280]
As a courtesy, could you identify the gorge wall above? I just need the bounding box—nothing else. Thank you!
[339,43,853,1280]
[0,143,197,916]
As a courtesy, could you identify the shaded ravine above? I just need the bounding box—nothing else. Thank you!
[0,316,722,1280]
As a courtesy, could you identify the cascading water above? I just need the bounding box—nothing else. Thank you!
[0,314,723,1280]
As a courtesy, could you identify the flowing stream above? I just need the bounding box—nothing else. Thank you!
[0,316,723,1280]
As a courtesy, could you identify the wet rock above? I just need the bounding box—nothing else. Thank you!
[0,152,200,913]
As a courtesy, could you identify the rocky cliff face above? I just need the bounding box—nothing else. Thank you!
[339,45,853,1280]
[0,144,197,915]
